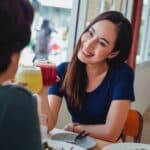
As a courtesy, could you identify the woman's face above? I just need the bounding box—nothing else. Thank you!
[77,20,118,64]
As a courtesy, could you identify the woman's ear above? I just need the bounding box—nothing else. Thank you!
[107,51,119,59]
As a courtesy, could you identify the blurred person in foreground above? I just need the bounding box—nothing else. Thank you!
[38,11,134,142]
[0,0,42,149]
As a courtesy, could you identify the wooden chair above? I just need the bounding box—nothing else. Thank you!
[121,109,143,142]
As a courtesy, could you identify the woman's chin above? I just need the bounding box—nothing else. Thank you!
[77,53,89,63]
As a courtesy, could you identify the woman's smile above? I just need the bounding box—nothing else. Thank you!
[81,46,94,57]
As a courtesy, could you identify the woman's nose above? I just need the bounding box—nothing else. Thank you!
[85,36,97,49]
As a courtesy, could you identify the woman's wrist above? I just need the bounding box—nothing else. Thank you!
[37,93,48,102]
[72,124,76,132]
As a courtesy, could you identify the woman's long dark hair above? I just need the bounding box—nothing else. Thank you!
[62,11,133,109]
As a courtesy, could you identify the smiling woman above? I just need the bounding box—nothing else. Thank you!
[78,20,118,64]
[37,11,134,142]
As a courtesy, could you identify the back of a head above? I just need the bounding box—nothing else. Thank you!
[0,0,34,73]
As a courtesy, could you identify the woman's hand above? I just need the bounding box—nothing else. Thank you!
[55,75,61,82]
[37,75,60,97]
[63,122,79,132]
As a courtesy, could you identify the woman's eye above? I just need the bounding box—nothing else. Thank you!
[87,30,93,37]
[99,41,106,47]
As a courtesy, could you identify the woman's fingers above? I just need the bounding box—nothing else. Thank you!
[63,123,79,132]
[56,75,60,82]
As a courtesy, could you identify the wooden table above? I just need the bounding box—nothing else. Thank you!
[49,128,112,150]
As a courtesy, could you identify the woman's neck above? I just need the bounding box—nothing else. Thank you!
[85,62,109,92]
[86,62,109,78]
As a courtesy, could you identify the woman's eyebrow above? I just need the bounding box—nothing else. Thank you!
[91,27,110,44]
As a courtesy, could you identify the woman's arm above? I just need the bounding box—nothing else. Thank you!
[37,62,67,130]
[72,100,131,142]
[37,86,62,131]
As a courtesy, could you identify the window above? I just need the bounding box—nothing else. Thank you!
[85,0,150,66]
[19,0,79,65]
[136,0,150,64]
[77,0,132,39]
[19,0,150,66]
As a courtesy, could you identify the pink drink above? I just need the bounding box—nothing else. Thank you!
[37,63,57,86]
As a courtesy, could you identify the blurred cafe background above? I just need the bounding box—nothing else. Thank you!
[19,0,150,143]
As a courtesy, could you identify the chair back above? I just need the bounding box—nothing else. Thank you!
[121,109,143,142]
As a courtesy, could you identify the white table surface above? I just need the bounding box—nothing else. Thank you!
[49,128,112,150]
[103,142,150,150]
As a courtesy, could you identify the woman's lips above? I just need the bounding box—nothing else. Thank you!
[81,48,94,57]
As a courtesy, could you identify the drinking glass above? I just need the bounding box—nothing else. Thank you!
[36,62,57,86]
[15,65,43,93]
